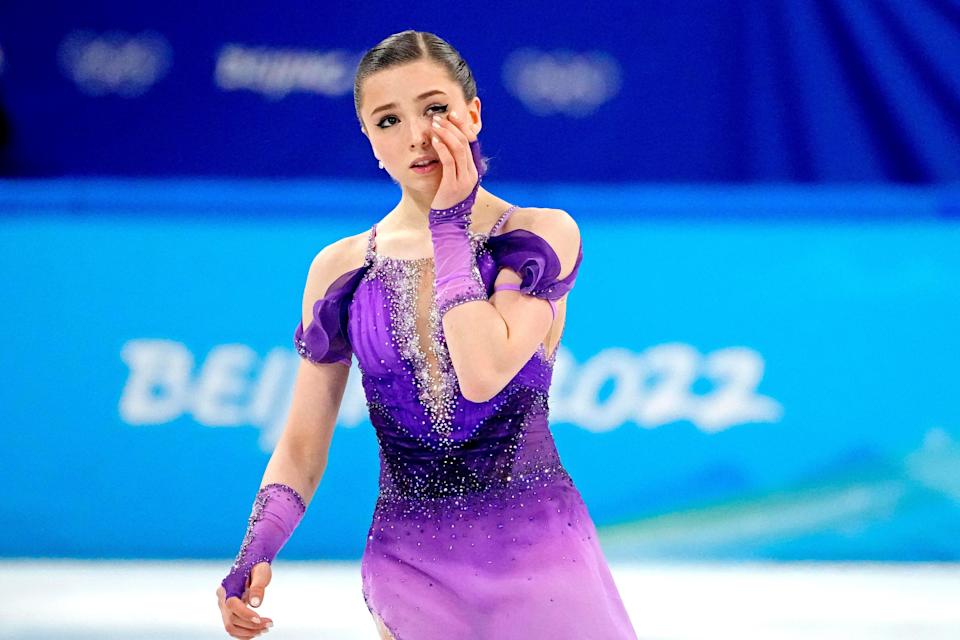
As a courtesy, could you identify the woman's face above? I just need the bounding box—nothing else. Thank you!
[359,59,481,191]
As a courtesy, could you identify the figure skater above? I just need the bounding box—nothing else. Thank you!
[216,29,638,640]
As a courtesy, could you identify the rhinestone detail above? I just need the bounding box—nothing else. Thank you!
[223,483,307,597]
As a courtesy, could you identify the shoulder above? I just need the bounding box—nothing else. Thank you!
[302,228,370,303]
[499,207,581,279]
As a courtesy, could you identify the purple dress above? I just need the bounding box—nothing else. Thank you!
[293,205,638,639]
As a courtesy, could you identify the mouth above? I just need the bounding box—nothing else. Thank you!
[410,160,440,174]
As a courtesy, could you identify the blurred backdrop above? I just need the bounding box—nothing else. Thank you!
[2,2,960,638]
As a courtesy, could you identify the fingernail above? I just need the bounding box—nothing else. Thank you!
[266,621,274,628]
[252,616,261,624]
[432,120,440,128]
[451,111,458,119]
[250,596,260,606]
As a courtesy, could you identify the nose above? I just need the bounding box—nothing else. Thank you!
[409,119,432,148]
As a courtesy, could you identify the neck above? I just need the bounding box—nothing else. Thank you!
[391,185,505,234]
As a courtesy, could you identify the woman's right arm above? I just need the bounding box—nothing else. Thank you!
[268,234,368,497]
[254,235,360,509]
[216,235,365,638]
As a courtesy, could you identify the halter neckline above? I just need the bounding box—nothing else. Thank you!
[366,204,518,263]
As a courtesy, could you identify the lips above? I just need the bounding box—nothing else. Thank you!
[410,156,439,167]
[411,160,439,174]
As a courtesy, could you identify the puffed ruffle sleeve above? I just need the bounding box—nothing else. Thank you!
[486,228,583,318]
[292,264,368,367]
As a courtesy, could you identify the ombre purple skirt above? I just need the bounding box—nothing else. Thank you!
[294,207,638,639]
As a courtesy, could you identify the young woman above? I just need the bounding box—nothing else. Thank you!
[216,30,638,640]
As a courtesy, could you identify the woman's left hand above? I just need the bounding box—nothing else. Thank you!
[430,110,481,211]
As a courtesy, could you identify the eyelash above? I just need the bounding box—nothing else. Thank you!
[376,104,448,129]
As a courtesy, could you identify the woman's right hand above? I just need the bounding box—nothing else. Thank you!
[216,561,274,638]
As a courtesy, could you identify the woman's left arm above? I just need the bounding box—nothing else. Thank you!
[429,110,581,401]
[443,210,581,402]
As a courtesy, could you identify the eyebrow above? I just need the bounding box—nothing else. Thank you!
[369,90,448,117]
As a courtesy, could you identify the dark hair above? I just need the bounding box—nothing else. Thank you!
[354,30,489,174]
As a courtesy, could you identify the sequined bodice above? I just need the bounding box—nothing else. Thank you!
[345,210,569,505]
[360,231,488,433]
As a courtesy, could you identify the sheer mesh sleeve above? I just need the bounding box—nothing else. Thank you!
[293,265,367,367]
[487,228,583,319]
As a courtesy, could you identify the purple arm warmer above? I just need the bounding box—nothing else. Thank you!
[221,483,307,600]
[429,139,488,317]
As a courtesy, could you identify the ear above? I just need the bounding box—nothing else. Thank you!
[468,96,482,134]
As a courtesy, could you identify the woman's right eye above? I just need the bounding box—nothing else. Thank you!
[376,115,399,129]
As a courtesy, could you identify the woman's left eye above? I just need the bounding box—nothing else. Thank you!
[376,104,448,129]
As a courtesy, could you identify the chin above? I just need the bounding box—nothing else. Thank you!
[404,180,440,195]
[405,174,441,186]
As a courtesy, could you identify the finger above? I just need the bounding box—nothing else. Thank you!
[226,623,262,639]
[247,562,272,607]
[435,115,472,179]
[432,132,454,173]
[446,111,483,175]
[217,586,234,627]
[447,110,477,142]
[230,609,271,632]
[432,117,468,181]
[228,617,270,638]
[438,113,470,147]
[227,596,273,630]
[445,111,485,177]
[435,116,471,175]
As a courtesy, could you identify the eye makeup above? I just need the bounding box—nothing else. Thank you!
[377,104,448,129]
